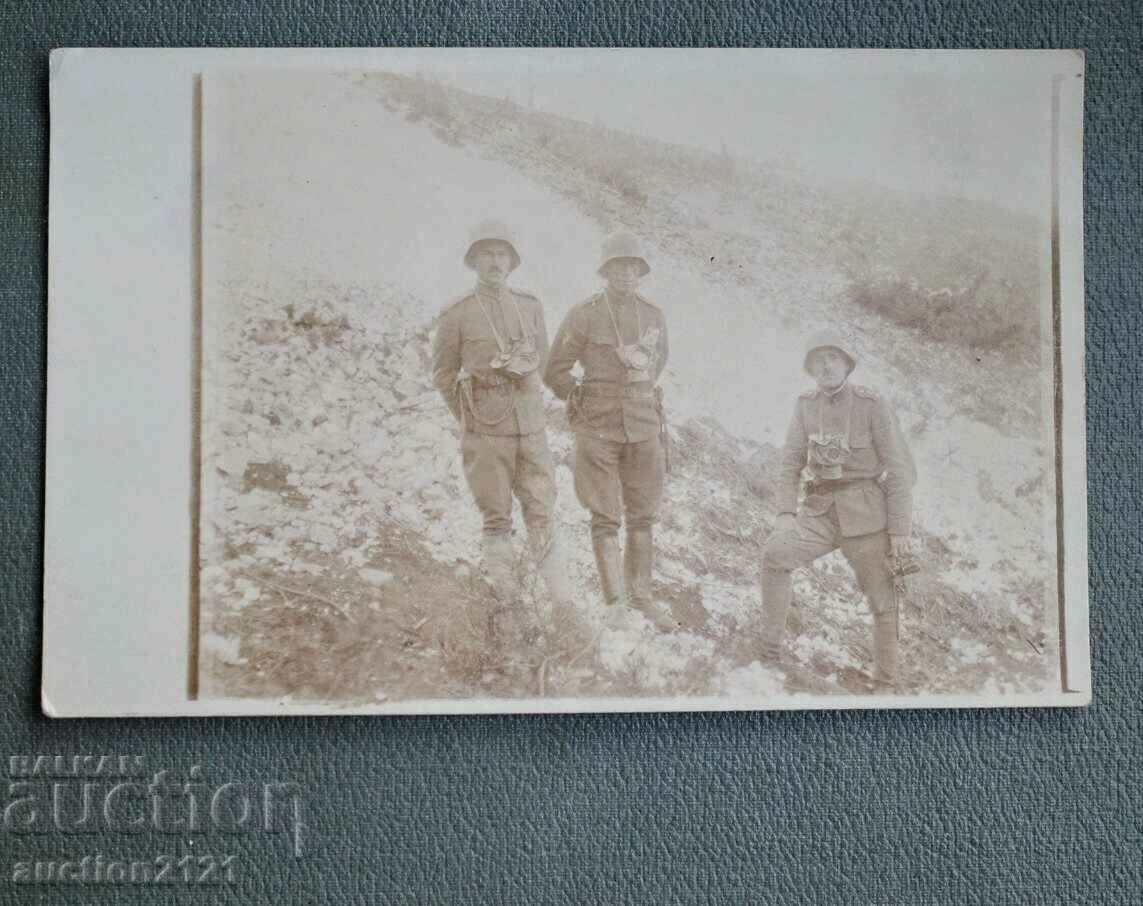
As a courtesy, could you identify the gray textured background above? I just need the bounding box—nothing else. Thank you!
[3,2,1140,903]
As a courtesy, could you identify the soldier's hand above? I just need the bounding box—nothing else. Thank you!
[774,513,798,535]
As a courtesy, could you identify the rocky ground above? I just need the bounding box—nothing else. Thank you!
[200,278,1051,705]
[198,72,1057,705]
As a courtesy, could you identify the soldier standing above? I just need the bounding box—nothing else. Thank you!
[757,330,916,689]
[544,233,676,632]
[431,220,573,626]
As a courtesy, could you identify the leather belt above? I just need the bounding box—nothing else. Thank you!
[579,382,654,399]
[805,477,881,495]
[474,372,518,388]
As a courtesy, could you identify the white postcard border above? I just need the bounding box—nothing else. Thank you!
[44,48,1090,717]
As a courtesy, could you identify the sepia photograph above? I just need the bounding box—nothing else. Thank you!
[195,51,1086,711]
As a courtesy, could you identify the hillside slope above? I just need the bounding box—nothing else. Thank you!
[200,73,1056,702]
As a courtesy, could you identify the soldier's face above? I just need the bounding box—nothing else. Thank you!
[809,348,851,391]
[471,242,514,287]
[603,258,643,293]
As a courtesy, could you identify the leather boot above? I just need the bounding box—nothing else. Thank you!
[592,534,628,631]
[871,605,899,690]
[757,568,793,663]
[530,530,573,608]
[591,534,625,606]
[625,529,677,633]
[482,534,518,604]
[531,531,587,643]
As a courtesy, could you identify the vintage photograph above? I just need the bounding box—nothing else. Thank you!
[197,53,1079,709]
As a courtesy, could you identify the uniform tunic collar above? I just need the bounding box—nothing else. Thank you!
[476,281,508,303]
[822,380,852,404]
[604,288,637,307]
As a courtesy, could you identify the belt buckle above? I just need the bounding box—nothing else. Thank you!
[625,369,651,384]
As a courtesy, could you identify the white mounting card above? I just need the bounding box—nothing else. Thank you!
[44,49,1088,716]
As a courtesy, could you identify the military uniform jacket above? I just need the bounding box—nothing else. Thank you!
[543,290,669,443]
[431,284,550,436]
[775,382,916,537]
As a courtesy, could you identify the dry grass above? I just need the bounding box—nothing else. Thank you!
[205,524,614,703]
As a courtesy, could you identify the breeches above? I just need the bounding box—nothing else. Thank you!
[461,431,555,538]
[573,433,664,539]
[758,501,899,683]
[761,505,895,611]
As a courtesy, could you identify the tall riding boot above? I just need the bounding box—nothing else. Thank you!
[531,530,585,644]
[592,534,629,631]
[529,530,573,607]
[758,568,793,663]
[482,534,518,604]
[625,529,677,633]
[871,604,899,690]
[591,534,625,606]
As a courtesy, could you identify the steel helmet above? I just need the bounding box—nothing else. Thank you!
[803,329,857,374]
[598,232,651,277]
[464,220,521,272]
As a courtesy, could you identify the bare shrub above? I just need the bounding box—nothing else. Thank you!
[609,168,648,208]
[382,74,462,145]
[846,269,1037,355]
